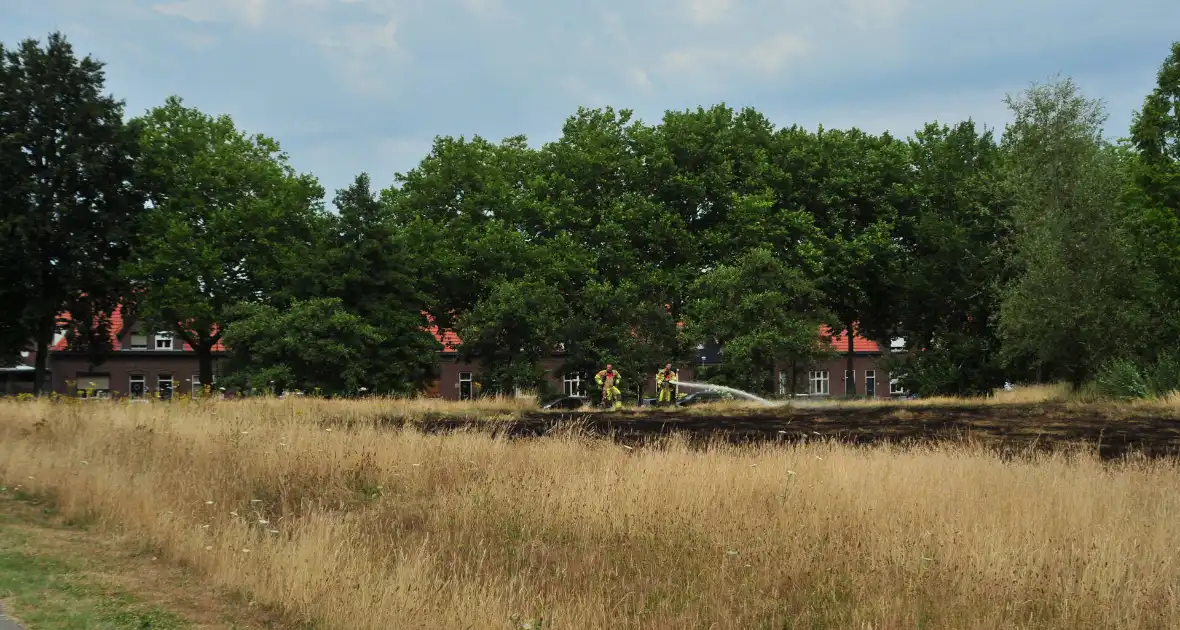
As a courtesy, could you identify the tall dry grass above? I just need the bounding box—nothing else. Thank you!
[2,397,1179,629]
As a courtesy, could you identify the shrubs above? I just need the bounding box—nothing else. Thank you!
[1095,355,1180,399]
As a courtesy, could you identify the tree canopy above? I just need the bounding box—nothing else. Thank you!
[6,30,1180,400]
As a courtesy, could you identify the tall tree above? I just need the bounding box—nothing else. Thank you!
[1128,41,1180,355]
[887,120,1013,395]
[127,96,324,390]
[1130,41,1180,212]
[770,126,911,395]
[385,134,543,332]
[0,32,144,394]
[998,77,1154,388]
[684,247,830,395]
[322,173,441,393]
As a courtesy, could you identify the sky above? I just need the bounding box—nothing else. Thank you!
[4,0,1179,204]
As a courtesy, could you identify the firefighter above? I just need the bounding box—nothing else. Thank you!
[655,363,678,405]
[594,364,623,409]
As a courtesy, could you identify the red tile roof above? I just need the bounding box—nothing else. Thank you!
[820,324,880,353]
[428,321,883,355]
[427,325,461,352]
[52,306,225,352]
[422,312,461,352]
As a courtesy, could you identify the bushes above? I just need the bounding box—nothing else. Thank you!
[1094,355,1180,399]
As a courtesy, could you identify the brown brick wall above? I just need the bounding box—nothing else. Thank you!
[48,352,226,398]
[778,355,899,398]
[433,354,908,401]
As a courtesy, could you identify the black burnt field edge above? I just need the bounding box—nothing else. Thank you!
[318,403,1180,460]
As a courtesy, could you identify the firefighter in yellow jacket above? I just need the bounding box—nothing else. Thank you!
[655,363,678,405]
[595,364,622,409]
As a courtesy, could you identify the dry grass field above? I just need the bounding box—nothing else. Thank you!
[3,393,1180,628]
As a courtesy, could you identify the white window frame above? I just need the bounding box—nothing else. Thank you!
[458,371,473,400]
[562,373,584,397]
[159,373,174,399]
[129,374,146,399]
[890,378,906,395]
[808,370,830,396]
[155,332,173,350]
[865,370,876,397]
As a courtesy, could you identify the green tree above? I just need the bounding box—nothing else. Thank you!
[127,96,325,391]
[998,77,1154,389]
[456,277,569,395]
[560,278,686,402]
[770,126,911,395]
[0,32,144,394]
[684,247,830,395]
[887,120,1013,395]
[385,134,544,331]
[220,298,382,396]
[535,107,691,392]
[315,174,442,394]
[1128,41,1180,355]
[1130,41,1180,212]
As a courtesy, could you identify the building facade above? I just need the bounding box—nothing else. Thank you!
[428,325,908,401]
[27,307,906,401]
[43,307,226,399]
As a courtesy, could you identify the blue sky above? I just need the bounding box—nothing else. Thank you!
[4,0,1178,203]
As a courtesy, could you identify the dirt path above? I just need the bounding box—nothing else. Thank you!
[355,402,1180,459]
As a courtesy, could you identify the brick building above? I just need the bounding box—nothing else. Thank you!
[429,323,908,401]
[41,306,226,399]
[26,305,906,401]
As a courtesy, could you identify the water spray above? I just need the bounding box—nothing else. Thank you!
[674,381,779,406]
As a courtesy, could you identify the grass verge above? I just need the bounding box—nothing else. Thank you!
[0,488,288,630]
[4,397,1180,628]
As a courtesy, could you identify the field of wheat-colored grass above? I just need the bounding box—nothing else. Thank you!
[2,396,1180,629]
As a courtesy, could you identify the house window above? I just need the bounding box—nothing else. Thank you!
[563,373,584,396]
[191,373,213,399]
[865,370,876,397]
[459,372,473,401]
[159,373,174,400]
[890,378,907,395]
[155,332,173,350]
[808,370,829,395]
[75,374,110,398]
[130,332,147,350]
[129,374,145,399]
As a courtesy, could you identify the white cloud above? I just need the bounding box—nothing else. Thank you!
[655,32,810,80]
[628,67,652,90]
[841,0,910,28]
[684,0,733,25]
[152,0,268,27]
[10,0,1176,199]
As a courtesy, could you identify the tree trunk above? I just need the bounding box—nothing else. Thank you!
[198,344,215,397]
[845,322,856,397]
[33,314,54,397]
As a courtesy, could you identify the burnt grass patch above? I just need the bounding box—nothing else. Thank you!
[320,403,1180,461]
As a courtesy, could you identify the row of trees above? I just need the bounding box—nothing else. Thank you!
[2,31,1179,398]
